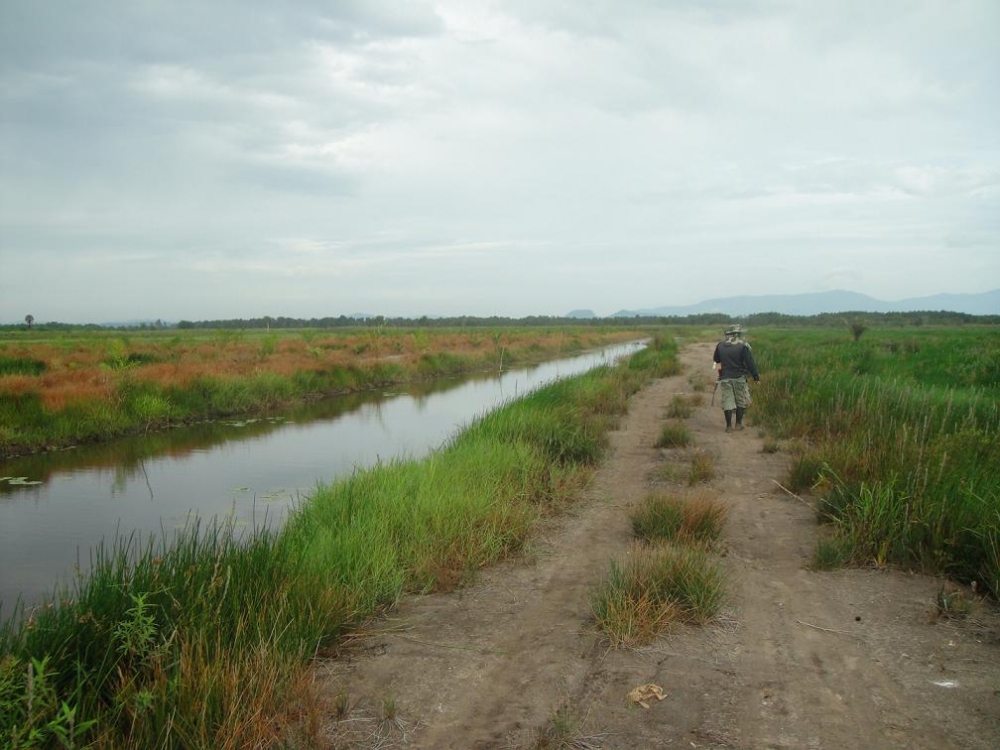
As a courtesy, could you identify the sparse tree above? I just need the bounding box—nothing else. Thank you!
[24,314,34,329]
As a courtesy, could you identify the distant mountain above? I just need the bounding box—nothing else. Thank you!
[611,289,1000,318]
[564,309,596,319]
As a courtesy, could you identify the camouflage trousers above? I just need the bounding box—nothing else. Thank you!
[718,377,751,411]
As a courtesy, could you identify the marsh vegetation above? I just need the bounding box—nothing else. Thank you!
[752,327,1000,597]
[0,326,643,458]
[0,336,678,747]
[2,323,998,747]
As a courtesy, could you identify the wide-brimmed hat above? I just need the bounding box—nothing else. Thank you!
[724,324,743,336]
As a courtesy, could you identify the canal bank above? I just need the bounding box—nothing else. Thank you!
[0,337,679,748]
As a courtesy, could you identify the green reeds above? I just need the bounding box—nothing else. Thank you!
[753,327,1000,595]
[287,439,545,601]
[1,521,353,748]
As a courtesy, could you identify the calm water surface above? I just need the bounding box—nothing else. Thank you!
[0,342,644,614]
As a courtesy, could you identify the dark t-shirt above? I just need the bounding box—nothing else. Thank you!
[713,340,759,381]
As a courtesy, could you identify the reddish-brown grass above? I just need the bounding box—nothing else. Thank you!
[1,329,642,415]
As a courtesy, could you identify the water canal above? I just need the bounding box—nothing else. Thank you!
[0,341,645,614]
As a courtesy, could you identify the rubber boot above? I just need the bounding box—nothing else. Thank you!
[735,407,745,430]
[724,410,734,432]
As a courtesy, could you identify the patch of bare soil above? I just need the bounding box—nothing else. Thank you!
[314,342,1000,749]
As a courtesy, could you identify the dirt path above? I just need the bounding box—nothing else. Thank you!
[315,342,1000,749]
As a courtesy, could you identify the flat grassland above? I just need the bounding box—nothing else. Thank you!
[0,326,643,457]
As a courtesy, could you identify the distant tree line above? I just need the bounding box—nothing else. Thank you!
[2,310,997,333]
[164,310,1000,330]
[172,314,646,330]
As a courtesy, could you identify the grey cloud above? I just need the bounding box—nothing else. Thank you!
[1,1,442,70]
[1,1,998,323]
[230,160,356,196]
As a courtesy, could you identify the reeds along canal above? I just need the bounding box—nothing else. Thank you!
[0,341,645,617]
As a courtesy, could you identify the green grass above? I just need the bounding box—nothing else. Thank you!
[655,421,692,449]
[0,522,347,748]
[0,356,46,376]
[687,448,716,485]
[0,333,680,747]
[596,485,729,648]
[531,705,585,749]
[631,491,729,547]
[812,536,853,571]
[752,326,1000,595]
[590,543,726,647]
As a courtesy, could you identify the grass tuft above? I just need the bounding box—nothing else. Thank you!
[591,543,725,647]
[812,536,852,570]
[631,491,729,547]
[531,705,583,749]
[787,454,825,494]
[687,449,715,485]
[933,584,974,620]
[655,421,692,449]
[647,462,684,485]
[333,691,351,722]
[761,439,780,454]
[666,395,693,419]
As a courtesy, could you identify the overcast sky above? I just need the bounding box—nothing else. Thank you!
[1,1,998,324]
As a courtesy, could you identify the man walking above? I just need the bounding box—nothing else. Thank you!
[713,325,760,432]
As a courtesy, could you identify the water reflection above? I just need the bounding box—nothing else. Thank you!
[0,367,530,501]
[0,342,643,614]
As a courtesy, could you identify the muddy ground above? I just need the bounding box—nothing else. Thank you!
[314,342,1000,749]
